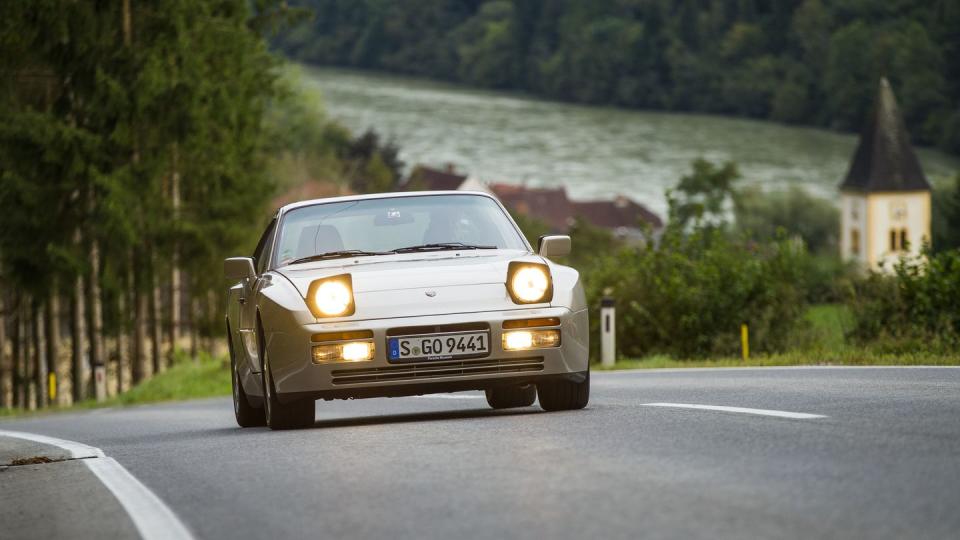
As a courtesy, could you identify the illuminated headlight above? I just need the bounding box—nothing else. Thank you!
[502,329,561,351]
[507,262,553,304]
[312,341,374,363]
[307,275,355,318]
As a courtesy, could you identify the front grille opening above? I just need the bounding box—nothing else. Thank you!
[386,322,490,337]
[331,357,544,385]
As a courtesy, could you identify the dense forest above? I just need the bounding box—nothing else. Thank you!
[0,1,402,410]
[274,0,960,155]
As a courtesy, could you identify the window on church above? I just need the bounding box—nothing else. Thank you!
[889,228,910,252]
[850,229,860,255]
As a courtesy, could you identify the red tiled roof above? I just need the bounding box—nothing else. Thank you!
[490,183,662,233]
[490,183,573,232]
[571,196,663,230]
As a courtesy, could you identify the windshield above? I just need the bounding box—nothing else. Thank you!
[273,194,528,266]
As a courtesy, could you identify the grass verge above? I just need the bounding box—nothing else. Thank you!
[0,352,230,419]
[595,349,960,370]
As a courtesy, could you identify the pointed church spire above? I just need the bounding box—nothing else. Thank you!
[840,77,930,192]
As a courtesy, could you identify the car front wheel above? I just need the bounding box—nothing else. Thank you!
[262,359,315,430]
[537,370,590,411]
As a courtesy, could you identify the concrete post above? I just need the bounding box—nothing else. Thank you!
[601,297,616,368]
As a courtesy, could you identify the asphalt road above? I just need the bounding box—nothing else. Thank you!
[2,367,959,540]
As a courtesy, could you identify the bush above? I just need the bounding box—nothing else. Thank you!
[583,229,809,359]
[846,249,960,352]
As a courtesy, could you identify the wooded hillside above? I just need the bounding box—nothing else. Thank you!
[274,0,960,155]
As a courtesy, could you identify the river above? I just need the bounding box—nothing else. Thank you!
[301,67,960,217]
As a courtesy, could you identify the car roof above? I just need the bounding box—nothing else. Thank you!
[276,190,500,216]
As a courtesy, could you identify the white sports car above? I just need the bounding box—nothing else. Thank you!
[224,191,589,429]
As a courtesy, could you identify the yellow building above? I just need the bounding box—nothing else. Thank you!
[840,78,931,272]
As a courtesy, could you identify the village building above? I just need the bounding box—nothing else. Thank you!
[488,183,662,240]
[400,164,663,239]
[839,78,932,272]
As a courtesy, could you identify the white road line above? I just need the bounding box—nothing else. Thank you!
[641,403,827,419]
[599,365,960,375]
[0,429,104,459]
[0,429,194,540]
[415,394,486,399]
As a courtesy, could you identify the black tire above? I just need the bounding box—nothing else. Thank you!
[262,362,315,430]
[259,319,314,430]
[229,323,265,428]
[485,384,537,409]
[537,370,590,411]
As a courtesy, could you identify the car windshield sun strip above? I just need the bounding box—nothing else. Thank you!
[390,242,497,253]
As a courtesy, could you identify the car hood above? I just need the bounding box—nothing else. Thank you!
[276,250,537,298]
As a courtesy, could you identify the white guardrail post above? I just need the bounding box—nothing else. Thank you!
[600,297,616,368]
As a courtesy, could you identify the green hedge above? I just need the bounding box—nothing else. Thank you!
[846,249,960,353]
[584,230,809,359]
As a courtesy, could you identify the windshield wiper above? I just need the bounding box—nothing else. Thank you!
[286,250,390,265]
[390,242,497,253]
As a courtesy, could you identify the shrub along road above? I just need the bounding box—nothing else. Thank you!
[1,367,959,539]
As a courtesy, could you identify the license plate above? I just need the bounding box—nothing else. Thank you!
[388,331,489,362]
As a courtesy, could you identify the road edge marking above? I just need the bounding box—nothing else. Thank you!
[415,393,486,399]
[0,429,194,540]
[641,403,827,419]
[0,428,104,459]
[598,365,960,375]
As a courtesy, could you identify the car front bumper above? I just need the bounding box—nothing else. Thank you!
[266,306,589,401]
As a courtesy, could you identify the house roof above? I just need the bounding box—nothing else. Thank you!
[490,183,573,232]
[403,164,468,191]
[571,196,663,230]
[490,184,663,233]
[840,78,930,193]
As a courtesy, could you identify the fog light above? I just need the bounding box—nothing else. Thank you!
[502,329,561,351]
[312,341,374,363]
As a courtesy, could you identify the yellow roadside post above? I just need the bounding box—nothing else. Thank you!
[48,372,57,402]
[740,323,749,361]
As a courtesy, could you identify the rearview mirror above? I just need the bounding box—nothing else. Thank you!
[224,257,256,280]
[538,235,571,258]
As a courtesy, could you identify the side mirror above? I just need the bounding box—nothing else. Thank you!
[538,235,571,258]
[224,257,256,280]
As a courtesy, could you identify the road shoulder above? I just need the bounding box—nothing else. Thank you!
[1,436,140,540]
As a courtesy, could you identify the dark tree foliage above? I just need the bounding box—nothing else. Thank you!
[274,0,960,154]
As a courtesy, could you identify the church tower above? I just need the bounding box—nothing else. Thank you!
[839,78,931,272]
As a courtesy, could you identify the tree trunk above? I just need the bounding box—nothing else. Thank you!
[33,300,47,408]
[149,257,163,374]
[24,300,36,409]
[205,289,216,356]
[169,143,181,364]
[116,287,130,393]
[133,261,148,382]
[87,238,105,401]
[189,290,199,361]
[13,304,25,408]
[0,292,8,409]
[71,269,87,403]
[45,281,62,405]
